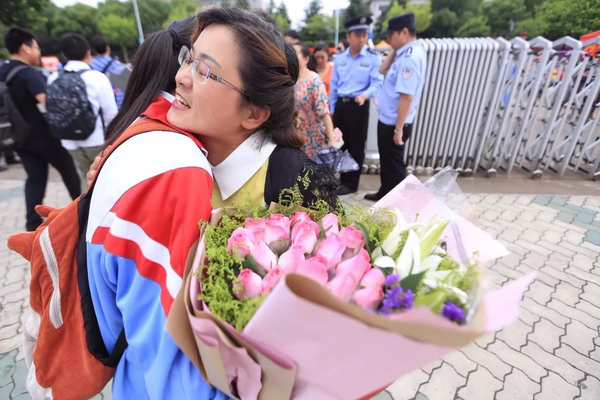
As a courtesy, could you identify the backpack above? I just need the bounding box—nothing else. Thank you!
[0,64,32,150]
[46,70,97,141]
[7,119,180,400]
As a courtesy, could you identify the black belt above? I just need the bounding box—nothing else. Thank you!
[338,97,369,103]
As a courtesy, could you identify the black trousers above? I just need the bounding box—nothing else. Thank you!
[16,138,81,231]
[377,121,413,197]
[333,99,370,191]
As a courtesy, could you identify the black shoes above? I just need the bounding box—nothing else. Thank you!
[336,185,357,196]
[364,192,383,202]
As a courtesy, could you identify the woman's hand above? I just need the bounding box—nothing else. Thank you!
[87,146,112,187]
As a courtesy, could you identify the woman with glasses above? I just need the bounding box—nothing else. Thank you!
[84,7,339,400]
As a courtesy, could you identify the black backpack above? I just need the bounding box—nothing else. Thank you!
[46,70,97,140]
[0,65,32,150]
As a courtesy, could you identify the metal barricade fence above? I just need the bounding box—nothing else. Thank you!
[364,35,600,180]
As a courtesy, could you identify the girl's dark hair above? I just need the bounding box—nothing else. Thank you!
[338,39,349,50]
[194,7,304,148]
[103,17,195,147]
[294,42,317,73]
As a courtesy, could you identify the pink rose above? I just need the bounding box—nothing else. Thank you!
[278,245,305,274]
[262,267,284,294]
[335,248,371,283]
[339,226,365,255]
[264,214,291,244]
[313,233,346,270]
[295,255,329,285]
[327,273,359,301]
[291,220,320,254]
[244,218,266,243]
[320,213,340,237]
[290,211,311,227]
[360,268,386,288]
[233,269,263,299]
[353,286,384,309]
[227,227,256,258]
[252,241,278,271]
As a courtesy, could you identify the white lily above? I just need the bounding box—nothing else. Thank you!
[379,208,407,257]
[421,255,443,274]
[373,255,396,270]
[394,229,421,277]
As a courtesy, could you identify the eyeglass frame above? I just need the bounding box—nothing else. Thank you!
[178,46,249,97]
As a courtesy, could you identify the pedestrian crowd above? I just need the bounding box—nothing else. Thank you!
[1,6,427,400]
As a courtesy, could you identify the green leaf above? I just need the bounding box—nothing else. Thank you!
[242,255,268,277]
[399,270,427,292]
[379,266,395,276]
[354,221,373,254]
[414,290,447,314]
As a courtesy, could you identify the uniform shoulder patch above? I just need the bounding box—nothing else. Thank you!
[368,47,379,55]
[405,47,413,57]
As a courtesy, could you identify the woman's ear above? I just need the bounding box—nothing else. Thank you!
[241,105,271,131]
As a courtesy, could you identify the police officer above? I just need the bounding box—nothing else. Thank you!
[365,12,427,201]
[330,16,383,195]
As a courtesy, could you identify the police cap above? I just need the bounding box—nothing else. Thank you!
[344,16,373,33]
[382,12,415,35]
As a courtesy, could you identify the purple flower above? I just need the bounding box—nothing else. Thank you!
[442,301,465,323]
[384,274,401,286]
[403,289,414,309]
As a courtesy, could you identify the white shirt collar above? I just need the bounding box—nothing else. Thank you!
[63,60,91,71]
[159,91,174,103]
[211,134,276,201]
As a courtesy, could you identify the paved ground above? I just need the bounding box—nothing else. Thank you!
[1,165,599,400]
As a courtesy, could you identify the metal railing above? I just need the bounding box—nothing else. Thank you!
[364,35,600,180]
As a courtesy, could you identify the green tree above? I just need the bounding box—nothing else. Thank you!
[304,0,322,23]
[301,13,335,42]
[52,3,99,38]
[456,15,491,37]
[136,0,172,34]
[524,0,544,14]
[267,0,276,14]
[221,0,231,6]
[236,0,251,9]
[483,0,528,38]
[98,14,138,62]
[515,16,547,38]
[431,0,483,24]
[0,0,48,27]
[163,0,198,27]
[272,3,291,31]
[343,0,371,23]
[383,2,432,34]
[428,8,459,37]
[536,0,600,39]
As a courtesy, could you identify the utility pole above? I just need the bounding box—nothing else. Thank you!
[133,0,144,45]
[334,9,340,46]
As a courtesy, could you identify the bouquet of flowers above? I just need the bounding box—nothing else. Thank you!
[167,170,535,400]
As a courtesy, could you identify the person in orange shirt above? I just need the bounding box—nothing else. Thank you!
[313,42,333,96]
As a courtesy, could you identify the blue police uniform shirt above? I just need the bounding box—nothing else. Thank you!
[378,40,427,126]
[330,45,384,114]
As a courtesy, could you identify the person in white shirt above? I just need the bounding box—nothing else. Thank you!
[48,33,118,190]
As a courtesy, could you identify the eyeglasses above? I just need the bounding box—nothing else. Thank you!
[178,46,249,97]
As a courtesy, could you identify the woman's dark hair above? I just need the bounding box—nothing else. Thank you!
[338,39,349,50]
[104,17,195,147]
[194,7,304,148]
[294,42,317,73]
[313,42,329,57]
